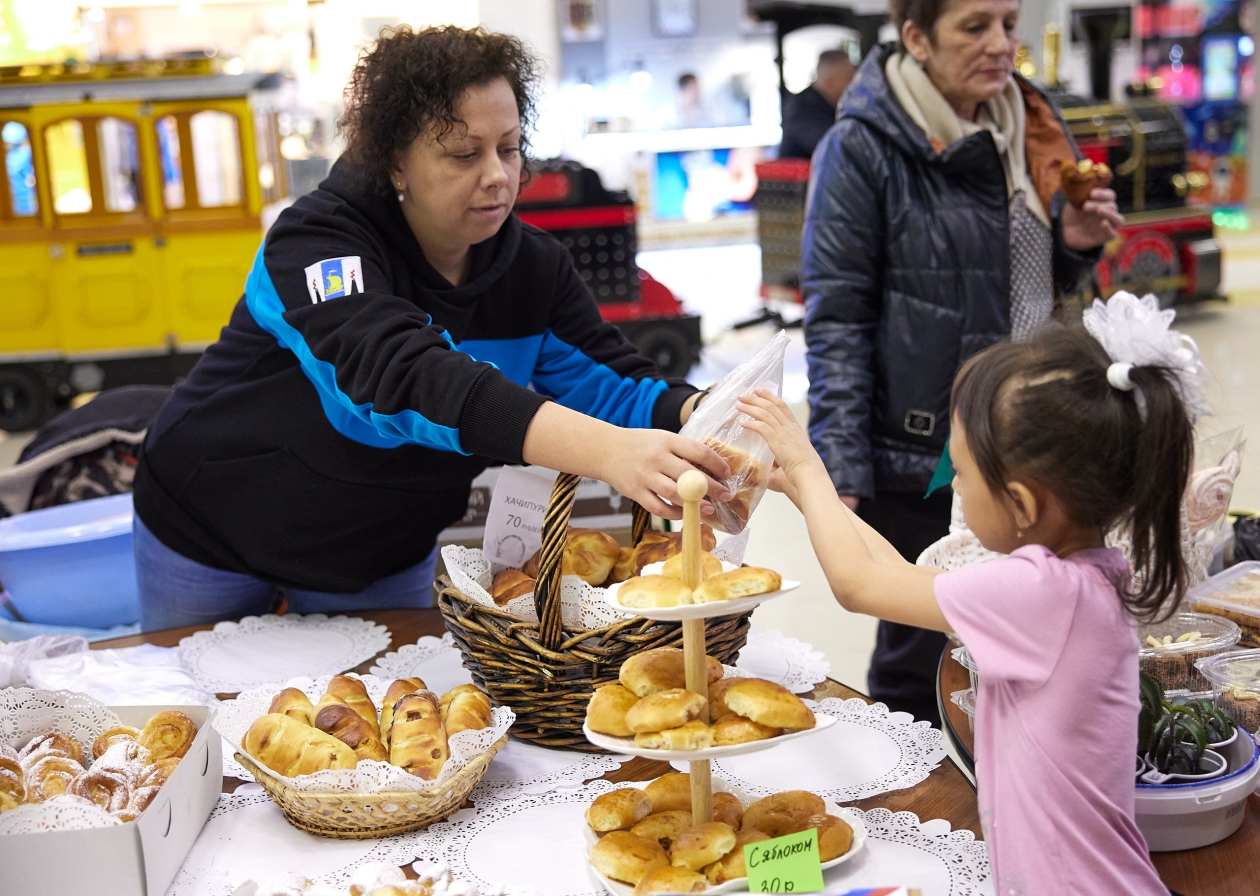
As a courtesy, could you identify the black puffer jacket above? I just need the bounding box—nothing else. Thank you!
[803,44,1101,498]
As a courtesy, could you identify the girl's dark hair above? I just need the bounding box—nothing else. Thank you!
[339,25,541,193]
[952,327,1194,621]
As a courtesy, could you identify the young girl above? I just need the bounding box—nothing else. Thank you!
[737,305,1197,896]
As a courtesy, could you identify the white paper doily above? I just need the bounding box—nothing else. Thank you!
[737,628,830,693]
[368,633,472,696]
[1,687,123,757]
[215,674,512,793]
[672,697,946,802]
[179,615,392,694]
[0,793,124,836]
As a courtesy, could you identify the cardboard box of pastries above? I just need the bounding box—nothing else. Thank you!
[0,704,221,896]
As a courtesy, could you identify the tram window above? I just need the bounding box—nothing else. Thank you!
[98,118,142,212]
[46,120,92,214]
[156,115,186,209]
[190,110,242,207]
[254,110,283,204]
[1,122,38,217]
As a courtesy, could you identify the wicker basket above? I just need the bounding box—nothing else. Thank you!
[438,472,753,750]
[234,734,506,839]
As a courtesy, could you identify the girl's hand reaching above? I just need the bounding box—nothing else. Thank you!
[736,389,827,505]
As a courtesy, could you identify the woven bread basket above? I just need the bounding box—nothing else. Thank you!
[234,734,506,839]
[439,472,753,750]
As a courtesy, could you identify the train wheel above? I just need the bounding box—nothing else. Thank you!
[636,326,694,378]
[0,368,47,432]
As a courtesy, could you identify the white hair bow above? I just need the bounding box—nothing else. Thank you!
[1082,291,1208,422]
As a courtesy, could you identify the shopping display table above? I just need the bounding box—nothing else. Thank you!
[937,648,1260,895]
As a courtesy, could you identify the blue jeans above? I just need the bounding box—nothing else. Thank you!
[134,517,438,632]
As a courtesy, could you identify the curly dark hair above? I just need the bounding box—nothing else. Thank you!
[339,25,541,193]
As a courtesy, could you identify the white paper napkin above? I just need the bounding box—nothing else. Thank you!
[25,643,218,705]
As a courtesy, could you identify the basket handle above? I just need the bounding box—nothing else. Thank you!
[535,473,650,651]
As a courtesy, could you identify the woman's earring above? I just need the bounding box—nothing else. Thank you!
[395,183,405,202]
[1016,529,1024,540]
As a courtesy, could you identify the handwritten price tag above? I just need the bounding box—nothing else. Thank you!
[482,466,558,568]
[744,827,825,893]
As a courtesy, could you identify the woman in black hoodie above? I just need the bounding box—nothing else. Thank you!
[132,27,726,630]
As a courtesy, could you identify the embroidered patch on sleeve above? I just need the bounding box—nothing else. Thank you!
[304,256,364,302]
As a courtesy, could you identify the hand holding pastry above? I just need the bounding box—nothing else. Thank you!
[1060,159,1123,249]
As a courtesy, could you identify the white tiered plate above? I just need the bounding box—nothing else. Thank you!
[602,578,801,621]
[582,712,836,760]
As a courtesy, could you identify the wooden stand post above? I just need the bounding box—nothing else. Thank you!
[677,471,713,825]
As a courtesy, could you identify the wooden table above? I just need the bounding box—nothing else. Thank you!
[937,649,1260,895]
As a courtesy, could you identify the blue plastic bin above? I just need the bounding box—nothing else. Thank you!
[0,493,139,629]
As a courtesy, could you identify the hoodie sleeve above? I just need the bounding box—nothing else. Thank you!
[245,208,547,463]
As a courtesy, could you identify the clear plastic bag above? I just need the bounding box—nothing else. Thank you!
[680,331,789,534]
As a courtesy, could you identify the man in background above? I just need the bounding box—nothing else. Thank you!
[778,49,855,159]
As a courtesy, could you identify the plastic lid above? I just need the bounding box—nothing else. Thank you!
[1137,611,1241,658]
[950,687,975,716]
[1195,648,1260,692]
[1187,562,1260,617]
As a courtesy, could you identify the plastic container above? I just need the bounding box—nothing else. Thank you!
[1138,611,1241,694]
[950,687,975,733]
[0,493,138,629]
[1195,648,1260,735]
[1135,729,1260,851]
[1188,561,1260,647]
[951,645,979,694]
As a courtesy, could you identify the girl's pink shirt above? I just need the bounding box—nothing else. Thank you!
[935,545,1168,896]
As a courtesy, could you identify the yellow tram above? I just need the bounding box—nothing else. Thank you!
[0,59,289,430]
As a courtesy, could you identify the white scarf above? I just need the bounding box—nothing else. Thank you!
[885,52,1049,227]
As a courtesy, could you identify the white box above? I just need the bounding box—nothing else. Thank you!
[0,704,221,895]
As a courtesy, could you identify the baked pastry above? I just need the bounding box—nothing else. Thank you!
[586,684,641,737]
[0,744,20,779]
[20,732,84,768]
[723,679,815,730]
[72,767,133,813]
[671,821,737,871]
[0,768,24,812]
[326,676,381,738]
[619,647,724,697]
[268,689,315,724]
[24,754,83,802]
[807,813,855,861]
[707,678,739,722]
[389,693,449,780]
[119,783,161,822]
[630,810,693,851]
[702,439,768,532]
[1060,158,1113,207]
[692,567,782,603]
[589,831,670,885]
[660,551,724,582]
[630,527,718,573]
[633,866,707,895]
[633,720,714,751]
[704,829,771,884]
[586,786,653,832]
[565,528,621,585]
[713,713,780,746]
[140,757,181,788]
[92,725,141,759]
[608,546,638,585]
[139,710,198,762]
[444,688,493,737]
[314,704,389,762]
[643,772,692,813]
[490,568,535,605]
[380,678,427,750]
[243,713,358,777]
[437,684,479,722]
[309,692,348,725]
[742,791,826,838]
[625,689,707,734]
[618,575,692,609]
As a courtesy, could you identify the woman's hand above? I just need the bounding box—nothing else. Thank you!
[1062,187,1124,251]
[595,428,730,520]
[735,389,828,504]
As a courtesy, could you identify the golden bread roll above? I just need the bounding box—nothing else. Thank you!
[309,692,348,725]
[630,526,717,572]
[618,575,692,608]
[707,678,739,722]
[0,768,24,811]
[643,772,691,813]
[589,831,670,885]
[704,829,771,884]
[444,690,493,737]
[242,713,357,777]
[268,688,315,725]
[139,710,198,762]
[660,551,724,581]
[692,567,782,603]
[619,647,724,697]
[713,713,781,746]
[566,528,621,585]
[490,568,535,605]
[91,725,141,759]
[633,866,708,895]
[380,678,427,750]
[313,703,389,762]
[634,720,714,751]
[630,810,693,851]
[438,684,481,722]
[742,791,826,837]
[723,678,815,730]
[701,439,768,532]
[19,732,84,768]
[712,791,744,832]
[586,684,640,737]
[625,689,707,734]
[326,676,380,738]
[608,546,638,585]
[1060,158,1113,207]
[586,786,653,832]
[389,694,449,780]
[671,821,737,871]
[807,813,855,861]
